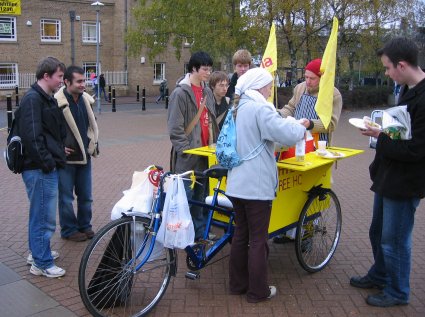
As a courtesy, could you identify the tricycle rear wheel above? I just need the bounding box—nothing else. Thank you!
[295,189,342,273]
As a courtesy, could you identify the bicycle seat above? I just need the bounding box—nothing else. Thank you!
[205,195,233,209]
[203,165,228,179]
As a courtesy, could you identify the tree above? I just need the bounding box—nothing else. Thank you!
[127,0,247,64]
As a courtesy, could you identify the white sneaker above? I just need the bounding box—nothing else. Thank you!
[267,286,277,299]
[208,233,218,240]
[30,264,66,278]
[27,251,59,265]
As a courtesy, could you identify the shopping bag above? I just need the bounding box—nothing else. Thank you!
[157,176,195,249]
[111,171,154,220]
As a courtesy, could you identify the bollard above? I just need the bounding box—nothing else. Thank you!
[7,95,13,133]
[108,85,111,103]
[165,88,169,109]
[136,85,140,102]
[142,87,146,111]
[15,86,19,107]
[112,87,116,112]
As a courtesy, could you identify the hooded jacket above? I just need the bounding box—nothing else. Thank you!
[167,73,219,173]
[17,83,66,173]
[54,86,99,164]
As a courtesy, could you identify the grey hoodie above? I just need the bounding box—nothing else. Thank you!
[167,73,219,173]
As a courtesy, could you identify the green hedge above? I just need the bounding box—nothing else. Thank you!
[276,86,393,109]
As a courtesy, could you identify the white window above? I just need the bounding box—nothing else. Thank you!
[82,21,100,43]
[0,17,16,41]
[40,19,61,42]
[83,62,99,86]
[0,63,18,89]
[154,63,165,83]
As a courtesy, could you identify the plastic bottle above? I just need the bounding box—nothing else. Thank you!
[295,138,305,162]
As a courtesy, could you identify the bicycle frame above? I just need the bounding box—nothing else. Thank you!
[126,169,235,274]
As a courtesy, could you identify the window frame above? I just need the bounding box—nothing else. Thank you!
[82,21,100,43]
[0,16,17,42]
[40,18,61,42]
[83,62,100,86]
[0,63,18,89]
[153,63,165,83]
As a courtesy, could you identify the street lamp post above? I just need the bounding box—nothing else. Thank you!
[91,1,104,114]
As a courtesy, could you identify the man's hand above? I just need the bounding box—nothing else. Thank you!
[298,118,311,129]
[65,147,74,156]
[360,125,381,138]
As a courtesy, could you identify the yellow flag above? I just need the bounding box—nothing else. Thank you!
[315,17,339,129]
[261,23,277,103]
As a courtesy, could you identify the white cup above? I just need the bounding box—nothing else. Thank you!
[318,140,327,152]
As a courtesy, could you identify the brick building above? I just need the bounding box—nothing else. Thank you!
[0,0,195,98]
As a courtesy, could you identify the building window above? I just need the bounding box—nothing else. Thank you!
[0,63,18,89]
[40,19,61,42]
[0,17,16,41]
[154,63,165,83]
[83,62,99,86]
[82,22,99,43]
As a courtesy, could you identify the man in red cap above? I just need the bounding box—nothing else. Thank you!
[274,58,342,244]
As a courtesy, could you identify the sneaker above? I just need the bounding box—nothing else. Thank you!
[208,233,218,241]
[366,292,408,307]
[267,286,277,299]
[30,264,66,278]
[350,275,385,290]
[273,235,294,244]
[63,231,87,242]
[27,251,59,265]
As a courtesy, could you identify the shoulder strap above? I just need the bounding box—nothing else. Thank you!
[185,100,205,136]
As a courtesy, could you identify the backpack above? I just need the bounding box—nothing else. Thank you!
[4,112,25,174]
[215,105,265,169]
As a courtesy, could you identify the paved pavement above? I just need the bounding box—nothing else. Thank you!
[1,100,425,317]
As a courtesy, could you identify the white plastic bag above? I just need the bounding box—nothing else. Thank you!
[157,176,195,249]
[111,173,154,220]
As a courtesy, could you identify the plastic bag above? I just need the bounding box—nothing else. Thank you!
[157,176,195,249]
[111,172,154,220]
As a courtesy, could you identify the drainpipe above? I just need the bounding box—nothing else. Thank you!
[69,11,76,65]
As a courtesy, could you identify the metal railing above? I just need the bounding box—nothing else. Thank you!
[0,71,128,89]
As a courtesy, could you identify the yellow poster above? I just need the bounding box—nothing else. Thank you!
[0,0,21,15]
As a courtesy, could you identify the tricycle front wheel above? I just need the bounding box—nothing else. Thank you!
[295,189,342,273]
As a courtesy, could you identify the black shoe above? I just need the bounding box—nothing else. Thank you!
[366,292,408,307]
[350,275,385,289]
[273,235,294,244]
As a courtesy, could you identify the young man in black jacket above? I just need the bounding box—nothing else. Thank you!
[225,49,252,101]
[350,37,425,307]
[18,57,67,278]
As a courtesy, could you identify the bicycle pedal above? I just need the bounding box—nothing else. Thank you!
[185,271,200,280]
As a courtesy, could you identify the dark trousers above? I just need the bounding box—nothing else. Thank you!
[229,197,272,302]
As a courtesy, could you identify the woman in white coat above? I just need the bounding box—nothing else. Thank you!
[226,67,310,302]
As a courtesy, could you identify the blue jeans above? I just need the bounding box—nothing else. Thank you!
[367,193,419,302]
[58,159,93,238]
[183,178,207,240]
[22,169,58,269]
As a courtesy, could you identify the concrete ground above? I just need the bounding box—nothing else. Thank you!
[0,100,424,317]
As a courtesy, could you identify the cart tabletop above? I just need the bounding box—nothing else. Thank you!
[184,146,363,172]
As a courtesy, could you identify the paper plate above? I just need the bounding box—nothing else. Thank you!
[349,118,381,130]
[316,150,345,159]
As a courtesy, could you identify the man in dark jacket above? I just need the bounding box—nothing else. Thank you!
[18,57,67,278]
[54,66,99,242]
[350,37,425,307]
[225,49,252,101]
